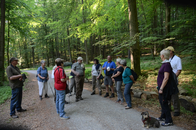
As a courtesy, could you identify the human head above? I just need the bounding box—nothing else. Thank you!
[93,59,99,64]
[160,49,170,61]
[120,59,127,67]
[165,46,174,56]
[77,57,83,64]
[41,60,46,67]
[116,58,121,66]
[72,60,76,64]
[107,55,112,62]
[10,57,18,66]
[56,58,64,67]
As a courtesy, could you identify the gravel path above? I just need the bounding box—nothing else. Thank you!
[24,70,184,130]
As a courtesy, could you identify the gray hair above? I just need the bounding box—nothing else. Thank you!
[120,59,127,66]
[116,58,121,63]
[160,49,170,60]
[77,57,83,61]
[41,60,46,64]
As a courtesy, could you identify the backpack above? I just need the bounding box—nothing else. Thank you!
[126,67,138,81]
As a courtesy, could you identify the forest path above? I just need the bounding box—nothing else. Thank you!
[0,70,184,130]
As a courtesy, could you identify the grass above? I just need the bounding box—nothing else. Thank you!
[0,82,12,104]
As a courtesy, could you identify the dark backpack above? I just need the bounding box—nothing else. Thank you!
[127,67,138,81]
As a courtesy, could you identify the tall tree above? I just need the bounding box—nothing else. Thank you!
[0,0,6,85]
[127,0,141,75]
[165,1,171,47]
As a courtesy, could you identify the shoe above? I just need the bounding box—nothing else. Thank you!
[60,115,70,120]
[10,114,18,118]
[39,96,42,100]
[125,106,132,109]
[45,94,49,98]
[116,99,120,103]
[173,112,180,116]
[91,92,95,95]
[156,117,165,121]
[161,122,173,126]
[79,97,83,100]
[65,100,69,104]
[120,101,124,105]
[109,93,115,98]
[69,93,72,96]
[99,91,102,96]
[76,99,80,102]
[17,109,27,112]
[104,93,109,98]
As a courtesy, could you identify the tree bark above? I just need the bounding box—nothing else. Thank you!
[165,2,171,47]
[67,27,72,62]
[127,0,141,75]
[0,0,6,85]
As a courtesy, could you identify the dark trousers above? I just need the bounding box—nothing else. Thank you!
[75,76,84,99]
[168,92,180,113]
[10,87,23,115]
[159,94,173,123]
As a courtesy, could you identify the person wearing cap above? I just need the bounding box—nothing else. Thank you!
[102,55,116,98]
[54,58,70,120]
[37,60,49,100]
[166,46,182,116]
[6,57,27,118]
[71,57,85,102]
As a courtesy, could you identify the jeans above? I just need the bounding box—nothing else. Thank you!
[159,94,173,123]
[56,90,66,117]
[124,82,133,107]
[115,81,123,101]
[10,87,23,115]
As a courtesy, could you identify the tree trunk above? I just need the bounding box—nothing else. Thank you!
[165,2,171,47]
[0,0,6,85]
[32,46,35,67]
[67,27,72,62]
[127,0,141,75]
[7,9,10,66]
[63,39,67,61]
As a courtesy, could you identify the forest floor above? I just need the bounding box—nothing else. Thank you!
[0,71,195,130]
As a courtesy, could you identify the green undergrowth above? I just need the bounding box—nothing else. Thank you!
[0,81,11,104]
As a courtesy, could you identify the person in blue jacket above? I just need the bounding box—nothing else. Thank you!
[102,55,116,98]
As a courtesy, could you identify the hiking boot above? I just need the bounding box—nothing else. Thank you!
[161,122,173,126]
[104,93,109,98]
[79,97,83,100]
[76,99,80,102]
[45,94,49,98]
[99,91,102,96]
[17,109,27,112]
[11,114,18,118]
[91,92,95,95]
[60,115,70,120]
[156,117,165,121]
[39,96,42,100]
[109,93,115,98]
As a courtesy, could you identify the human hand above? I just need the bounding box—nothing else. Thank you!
[42,77,46,79]
[103,67,106,70]
[97,76,99,79]
[47,77,49,80]
[159,89,163,94]
[66,77,69,80]
[19,78,22,81]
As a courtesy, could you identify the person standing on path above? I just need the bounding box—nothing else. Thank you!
[156,49,173,126]
[69,60,77,96]
[102,55,116,98]
[54,59,70,120]
[166,46,182,116]
[111,58,124,104]
[37,60,49,100]
[71,57,85,102]
[91,59,102,96]
[6,57,27,118]
[120,59,135,109]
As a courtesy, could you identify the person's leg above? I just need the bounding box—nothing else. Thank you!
[92,76,96,93]
[117,81,123,101]
[162,99,173,123]
[104,76,109,97]
[80,77,84,98]
[96,78,102,93]
[58,90,66,117]
[109,76,115,98]
[56,90,60,114]
[69,77,74,93]
[44,82,49,97]
[75,77,80,100]
[115,81,120,101]
[10,88,19,116]
[123,83,132,107]
[16,87,22,111]
[73,78,76,94]
[172,93,180,114]
[38,81,43,97]
[54,88,56,103]
[159,94,166,119]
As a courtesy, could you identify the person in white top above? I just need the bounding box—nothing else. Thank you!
[91,59,102,95]
[166,46,182,116]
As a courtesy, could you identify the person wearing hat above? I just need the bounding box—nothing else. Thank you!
[71,57,85,102]
[37,60,49,100]
[54,58,70,119]
[6,57,27,118]
[166,46,182,116]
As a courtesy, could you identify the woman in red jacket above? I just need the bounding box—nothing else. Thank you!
[54,59,70,120]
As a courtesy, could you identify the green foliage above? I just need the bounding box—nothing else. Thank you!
[85,68,92,80]
[0,85,12,104]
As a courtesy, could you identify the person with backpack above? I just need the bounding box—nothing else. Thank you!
[156,49,173,126]
[37,60,49,100]
[111,58,124,104]
[120,59,135,109]
[102,56,116,98]
[91,59,102,95]
[166,46,182,116]
[54,58,70,120]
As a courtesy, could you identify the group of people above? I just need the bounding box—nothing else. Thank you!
[6,45,182,127]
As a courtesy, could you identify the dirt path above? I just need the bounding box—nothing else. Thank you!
[0,71,186,130]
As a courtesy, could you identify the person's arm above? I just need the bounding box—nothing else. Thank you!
[61,69,68,82]
[10,75,22,80]
[71,64,79,76]
[102,62,106,70]
[176,58,182,77]
[127,68,135,83]
[159,72,170,94]
[112,71,121,78]
[176,70,181,77]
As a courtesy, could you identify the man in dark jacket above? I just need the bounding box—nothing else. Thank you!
[6,57,27,118]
